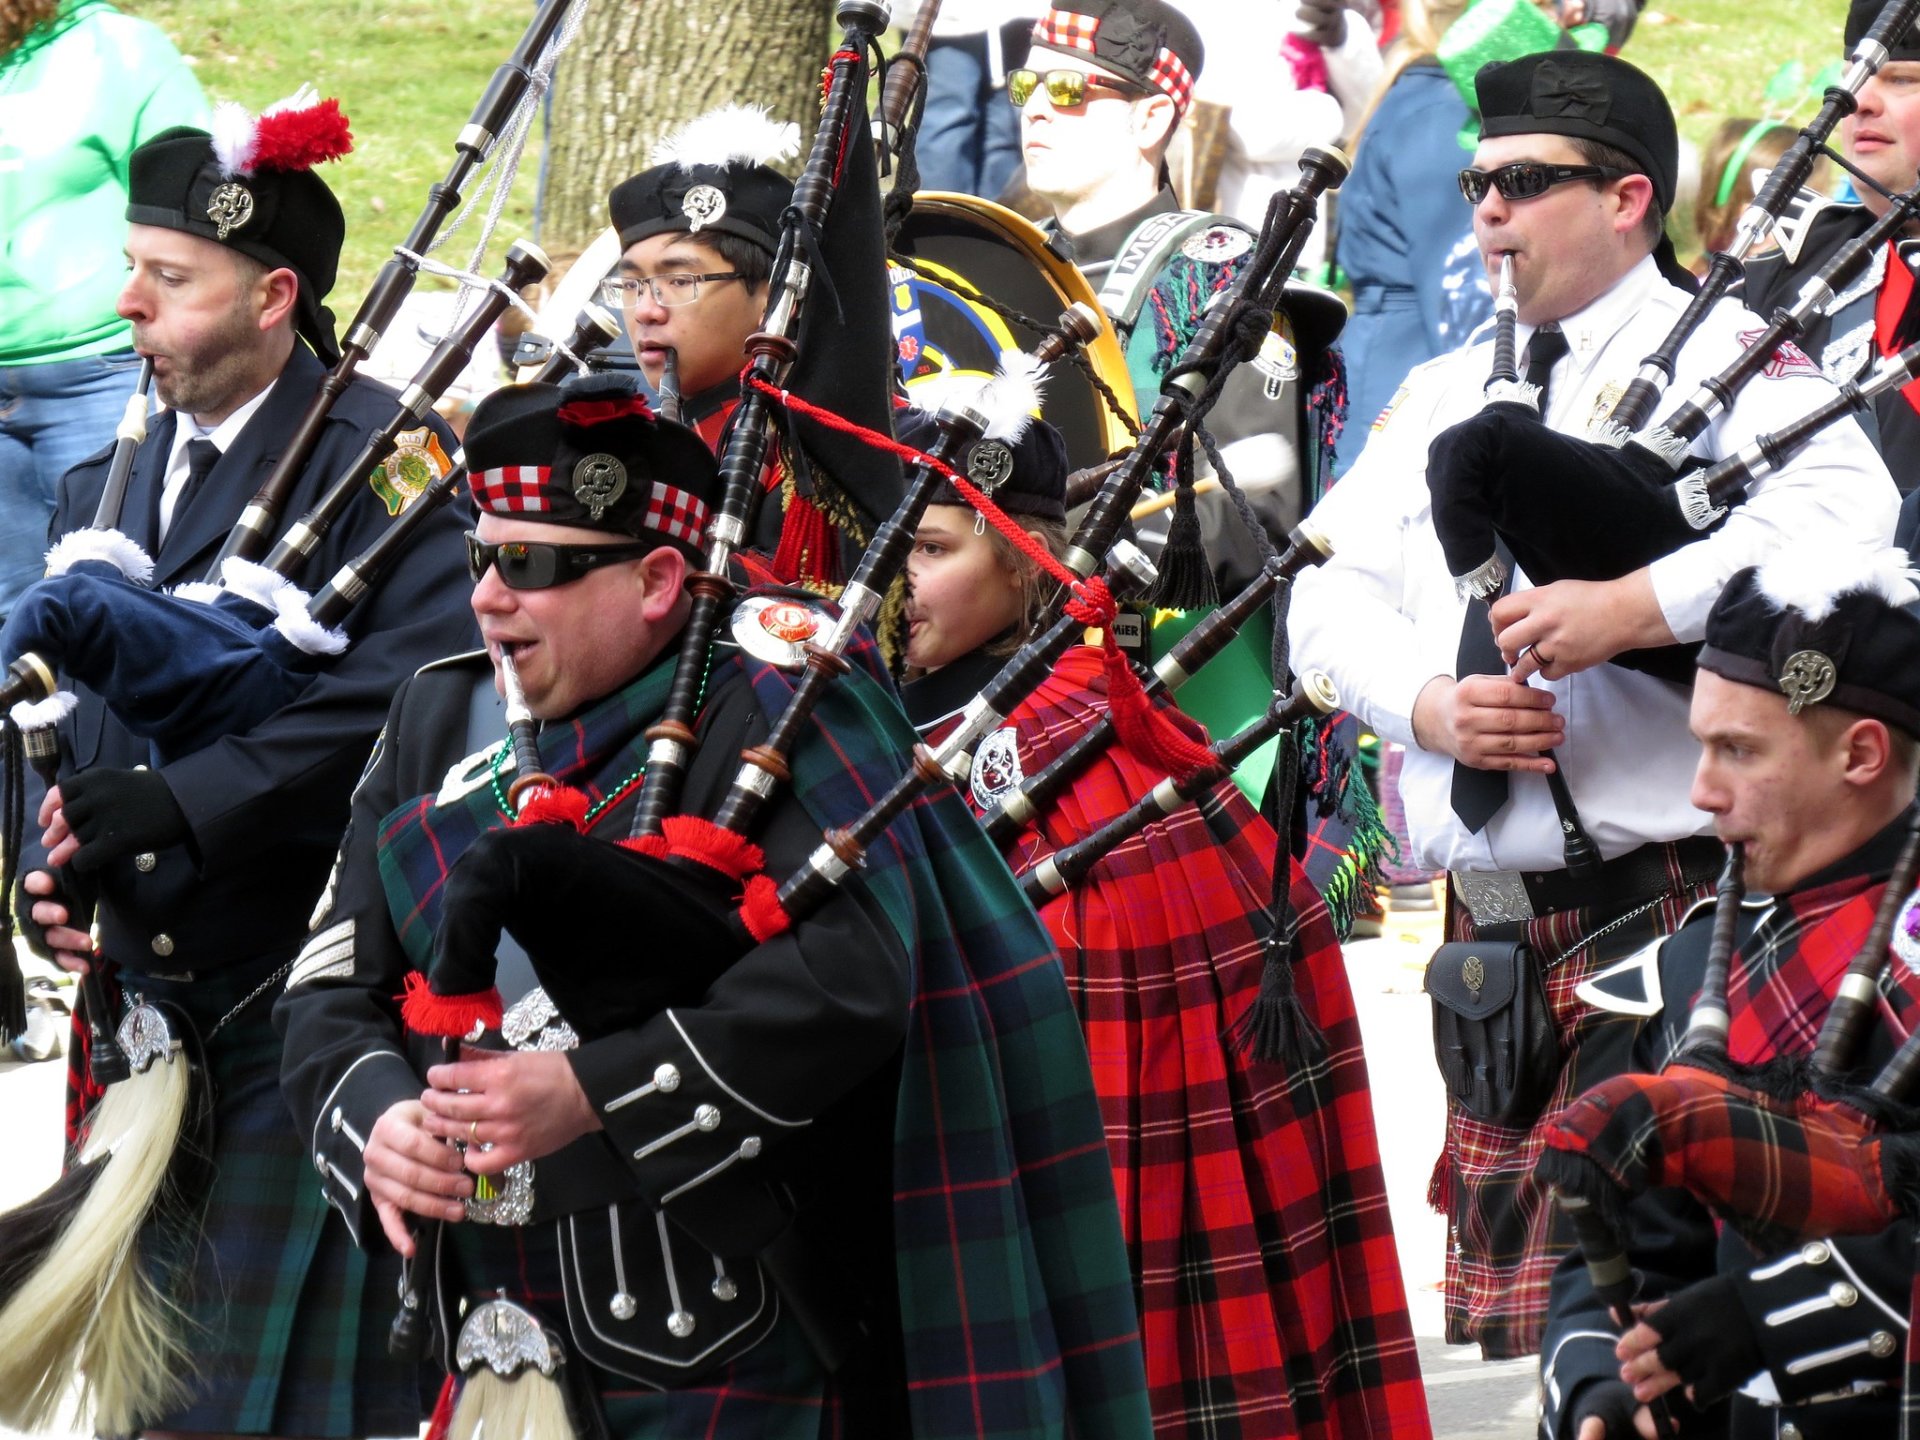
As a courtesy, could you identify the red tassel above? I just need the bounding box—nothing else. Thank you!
[1427,1149,1453,1216]
[399,971,503,1039]
[661,816,766,882]
[512,783,590,831]
[250,98,353,171]
[556,395,655,428]
[424,1375,456,1440]
[771,489,839,588]
[738,874,793,943]
[1100,634,1217,784]
[619,834,672,861]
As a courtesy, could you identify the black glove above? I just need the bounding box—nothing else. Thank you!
[1645,1274,1764,1407]
[59,767,191,875]
[1294,0,1348,48]
[14,866,97,960]
[1569,1379,1639,1439]
[1570,0,1640,49]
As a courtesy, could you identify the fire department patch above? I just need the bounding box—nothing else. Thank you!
[1370,384,1409,433]
[969,727,1024,809]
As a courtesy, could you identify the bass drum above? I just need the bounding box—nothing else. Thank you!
[890,193,1136,470]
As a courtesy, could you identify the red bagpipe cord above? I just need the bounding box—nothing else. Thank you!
[744,374,1217,786]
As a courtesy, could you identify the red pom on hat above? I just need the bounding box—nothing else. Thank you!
[251,96,353,173]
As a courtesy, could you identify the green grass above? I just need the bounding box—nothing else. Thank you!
[128,0,1848,302]
[136,0,540,304]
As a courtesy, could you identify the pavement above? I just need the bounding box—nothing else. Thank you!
[0,906,1543,1440]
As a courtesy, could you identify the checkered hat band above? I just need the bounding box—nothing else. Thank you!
[472,465,551,513]
[646,484,708,548]
[1035,10,1100,53]
[1150,48,1195,113]
[1033,11,1194,112]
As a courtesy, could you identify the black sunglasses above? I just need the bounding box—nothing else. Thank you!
[466,532,651,591]
[1457,162,1630,205]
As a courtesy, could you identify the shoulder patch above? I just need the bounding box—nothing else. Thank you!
[1371,384,1410,433]
[1892,886,1920,978]
[1736,327,1821,380]
[370,426,453,515]
[730,593,830,670]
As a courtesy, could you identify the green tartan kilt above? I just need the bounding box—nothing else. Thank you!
[115,956,423,1435]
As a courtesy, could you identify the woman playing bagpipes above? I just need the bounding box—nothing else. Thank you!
[893,407,1431,1440]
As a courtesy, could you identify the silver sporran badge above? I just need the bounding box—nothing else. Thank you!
[455,1296,561,1378]
[207,181,255,240]
[572,453,628,522]
[682,183,728,232]
[969,727,1024,809]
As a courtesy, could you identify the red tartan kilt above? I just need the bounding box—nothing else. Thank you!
[972,647,1430,1440]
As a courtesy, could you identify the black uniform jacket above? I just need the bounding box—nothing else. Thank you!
[1542,820,1915,1440]
[36,345,476,992]
[1744,198,1920,496]
[274,647,910,1387]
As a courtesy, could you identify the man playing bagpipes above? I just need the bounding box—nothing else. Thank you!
[1538,544,1920,1440]
[272,376,1155,1439]
[1289,49,1899,1358]
[605,104,899,593]
[4,104,475,1436]
[1744,0,1920,514]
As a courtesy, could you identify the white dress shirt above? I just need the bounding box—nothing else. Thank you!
[1290,254,1899,875]
[157,384,273,544]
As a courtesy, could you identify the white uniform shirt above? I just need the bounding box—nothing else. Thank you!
[1290,254,1899,875]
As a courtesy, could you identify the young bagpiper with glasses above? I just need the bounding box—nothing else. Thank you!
[1290,48,1898,1361]
[274,374,1156,1439]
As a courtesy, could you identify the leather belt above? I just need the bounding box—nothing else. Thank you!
[1451,837,1723,928]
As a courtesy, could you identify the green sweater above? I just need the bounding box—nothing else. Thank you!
[0,0,207,365]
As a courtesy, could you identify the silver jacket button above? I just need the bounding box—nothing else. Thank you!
[694,1104,721,1132]
[712,1276,739,1302]
[655,1063,680,1092]
[330,1107,345,1133]
[609,1292,636,1321]
[314,1150,328,1175]
[1779,1424,1800,1440]
[1829,1282,1859,1308]
[151,933,174,957]
[1870,1330,1898,1358]
[667,1310,696,1338]
[1799,1241,1830,1265]
[739,1136,762,1159]
[134,852,157,872]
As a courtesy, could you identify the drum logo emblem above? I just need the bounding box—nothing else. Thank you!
[207,182,255,240]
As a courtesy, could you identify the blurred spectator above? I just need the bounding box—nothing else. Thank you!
[1692,115,1822,263]
[1332,0,1581,477]
[0,0,206,616]
[361,287,510,439]
[903,0,1037,198]
[1172,0,1381,268]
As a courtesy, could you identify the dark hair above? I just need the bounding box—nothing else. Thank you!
[705,230,774,291]
[1570,137,1666,251]
[984,516,1070,654]
[0,0,60,57]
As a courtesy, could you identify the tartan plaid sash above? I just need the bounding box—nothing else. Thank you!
[378,621,1153,1440]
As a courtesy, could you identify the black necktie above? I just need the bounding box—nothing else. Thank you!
[166,437,220,540]
[1449,326,1571,832]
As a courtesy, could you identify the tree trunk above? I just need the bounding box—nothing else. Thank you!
[541,0,834,255]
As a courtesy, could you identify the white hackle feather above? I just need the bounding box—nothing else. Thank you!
[975,349,1047,441]
[650,103,801,171]
[43,528,154,585]
[1756,542,1920,621]
[259,82,321,119]
[209,99,257,177]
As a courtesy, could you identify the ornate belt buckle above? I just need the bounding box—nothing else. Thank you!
[1451,870,1534,927]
